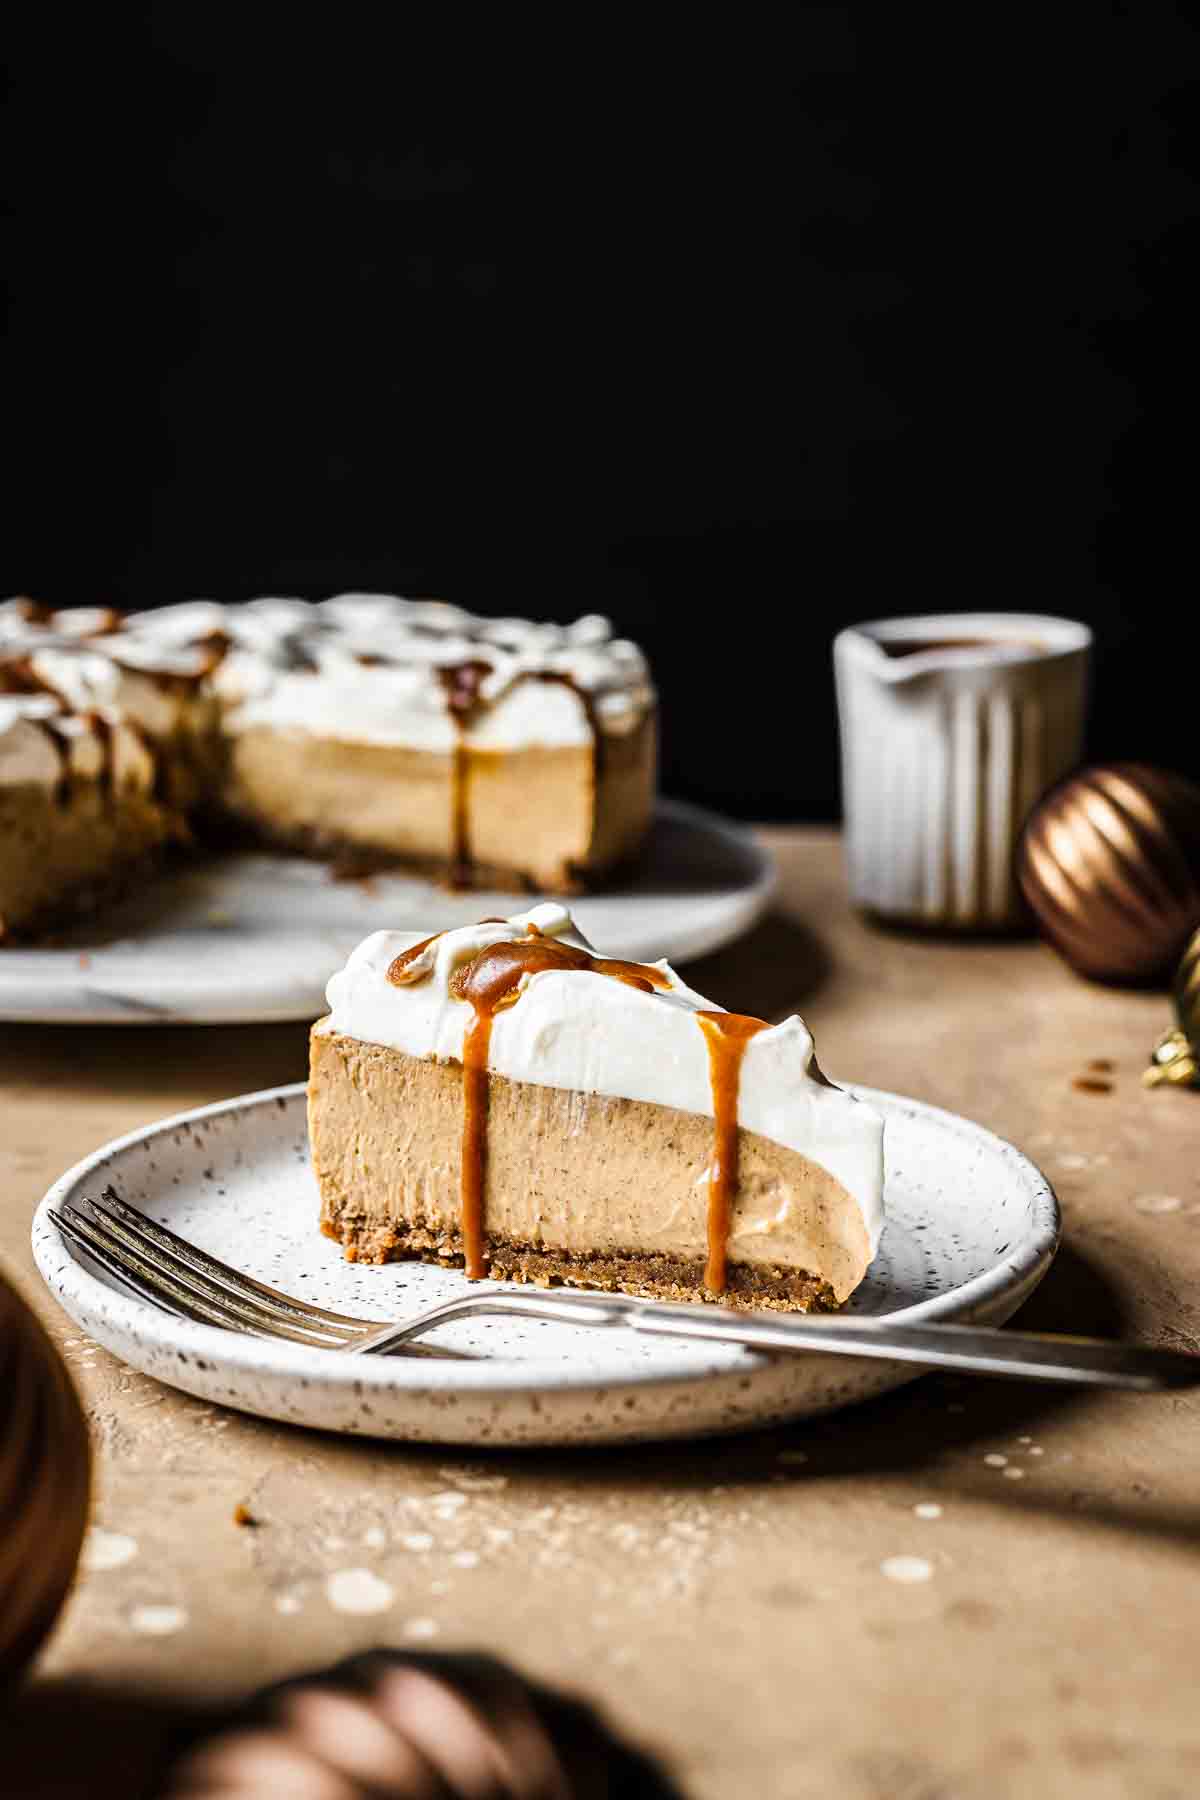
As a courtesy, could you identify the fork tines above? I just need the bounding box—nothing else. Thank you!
[52,1187,368,1348]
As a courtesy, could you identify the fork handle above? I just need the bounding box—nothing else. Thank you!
[627,1306,1200,1391]
[352,1292,1200,1391]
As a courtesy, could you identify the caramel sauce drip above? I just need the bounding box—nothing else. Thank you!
[450,935,670,1278]
[1,659,73,804]
[187,629,232,678]
[87,607,124,636]
[0,657,67,705]
[438,661,493,889]
[538,669,605,780]
[84,710,115,803]
[33,718,73,808]
[696,1011,769,1295]
[378,929,663,1279]
[387,922,754,1286]
[124,718,172,806]
[386,933,444,985]
[10,597,56,625]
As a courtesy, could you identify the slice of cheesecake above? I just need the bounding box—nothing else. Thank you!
[0,694,180,940]
[309,905,884,1310]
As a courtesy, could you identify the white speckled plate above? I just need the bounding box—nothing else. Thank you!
[0,799,772,1025]
[32,1084,1059,1446]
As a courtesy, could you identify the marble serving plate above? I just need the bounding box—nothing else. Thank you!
[32,1084,1059,1447]
[0,799,773,1025]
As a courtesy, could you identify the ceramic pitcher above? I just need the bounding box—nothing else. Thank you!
[833,612,1092,929]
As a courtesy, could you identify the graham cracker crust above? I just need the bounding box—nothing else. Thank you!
[320,1215,839,1313]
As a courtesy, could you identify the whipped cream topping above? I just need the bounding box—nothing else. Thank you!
[0,595,654,768]
[319,904,885,1255]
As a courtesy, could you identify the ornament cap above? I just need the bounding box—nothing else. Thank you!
[1143,1027,1199,1090]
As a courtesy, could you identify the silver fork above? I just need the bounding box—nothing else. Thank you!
[48,1188,1200,1391]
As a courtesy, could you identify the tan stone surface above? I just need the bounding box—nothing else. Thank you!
[1,829,1198,1797]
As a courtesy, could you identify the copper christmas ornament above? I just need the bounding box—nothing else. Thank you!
[1144,926,1200,1089]
[0,1264,91,1684]
[1017,763,1200,983]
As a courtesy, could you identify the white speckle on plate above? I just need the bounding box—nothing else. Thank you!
[274,1591,303,1615]
[1003,1467,1025,1480]
[404,1617,438,1639]
[451,1550,480,1569]
[325,1568,394,1616]
[129,1604,188,1636]
[402,1532,434,1553]
[1133,1193,1182,1215]
[881,1556,933,1584]
[430,1492,468,1510]
[984,1453,1009,1468]
[486,1527,514,1546]
[913,1503,943,1520]
[363,1526,387,1550]
[80,1528,138,1572]
[1028,1447,1044,1457]
[1018,1435,1033,1445]
[1057,1153,1090,1172]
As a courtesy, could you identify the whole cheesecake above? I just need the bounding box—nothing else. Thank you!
[309,905,885,1310]
[0,596,656,940]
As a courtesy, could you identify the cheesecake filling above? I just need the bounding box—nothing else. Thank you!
[318,904,885,1288]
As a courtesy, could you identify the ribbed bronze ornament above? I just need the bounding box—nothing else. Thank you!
[1017,763,1200,983]
[1144,926,1200,1089]
[0,1264,91,1684]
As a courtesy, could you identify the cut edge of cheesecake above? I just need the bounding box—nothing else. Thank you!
[309,1032,865,1310]
[220,709,657,893]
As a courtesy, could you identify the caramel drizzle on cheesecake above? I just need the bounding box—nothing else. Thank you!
[695,1012,769,1294]
[448,934,670,1278]
[387,924,670,1279]
[437,661,492,889]
[435,665,603,890]
[383,923,767,1293]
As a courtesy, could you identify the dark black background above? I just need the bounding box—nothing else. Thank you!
[5,8,1198,818]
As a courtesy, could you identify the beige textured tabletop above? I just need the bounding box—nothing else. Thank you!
[2,830,1199,1798]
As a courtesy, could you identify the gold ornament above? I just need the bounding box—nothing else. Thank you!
[1144,926,1200,1089]
[1018,763,1200,982]
[0,1264,91,1685]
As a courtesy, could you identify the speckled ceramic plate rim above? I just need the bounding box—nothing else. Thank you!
[31,1082,1059,1425]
